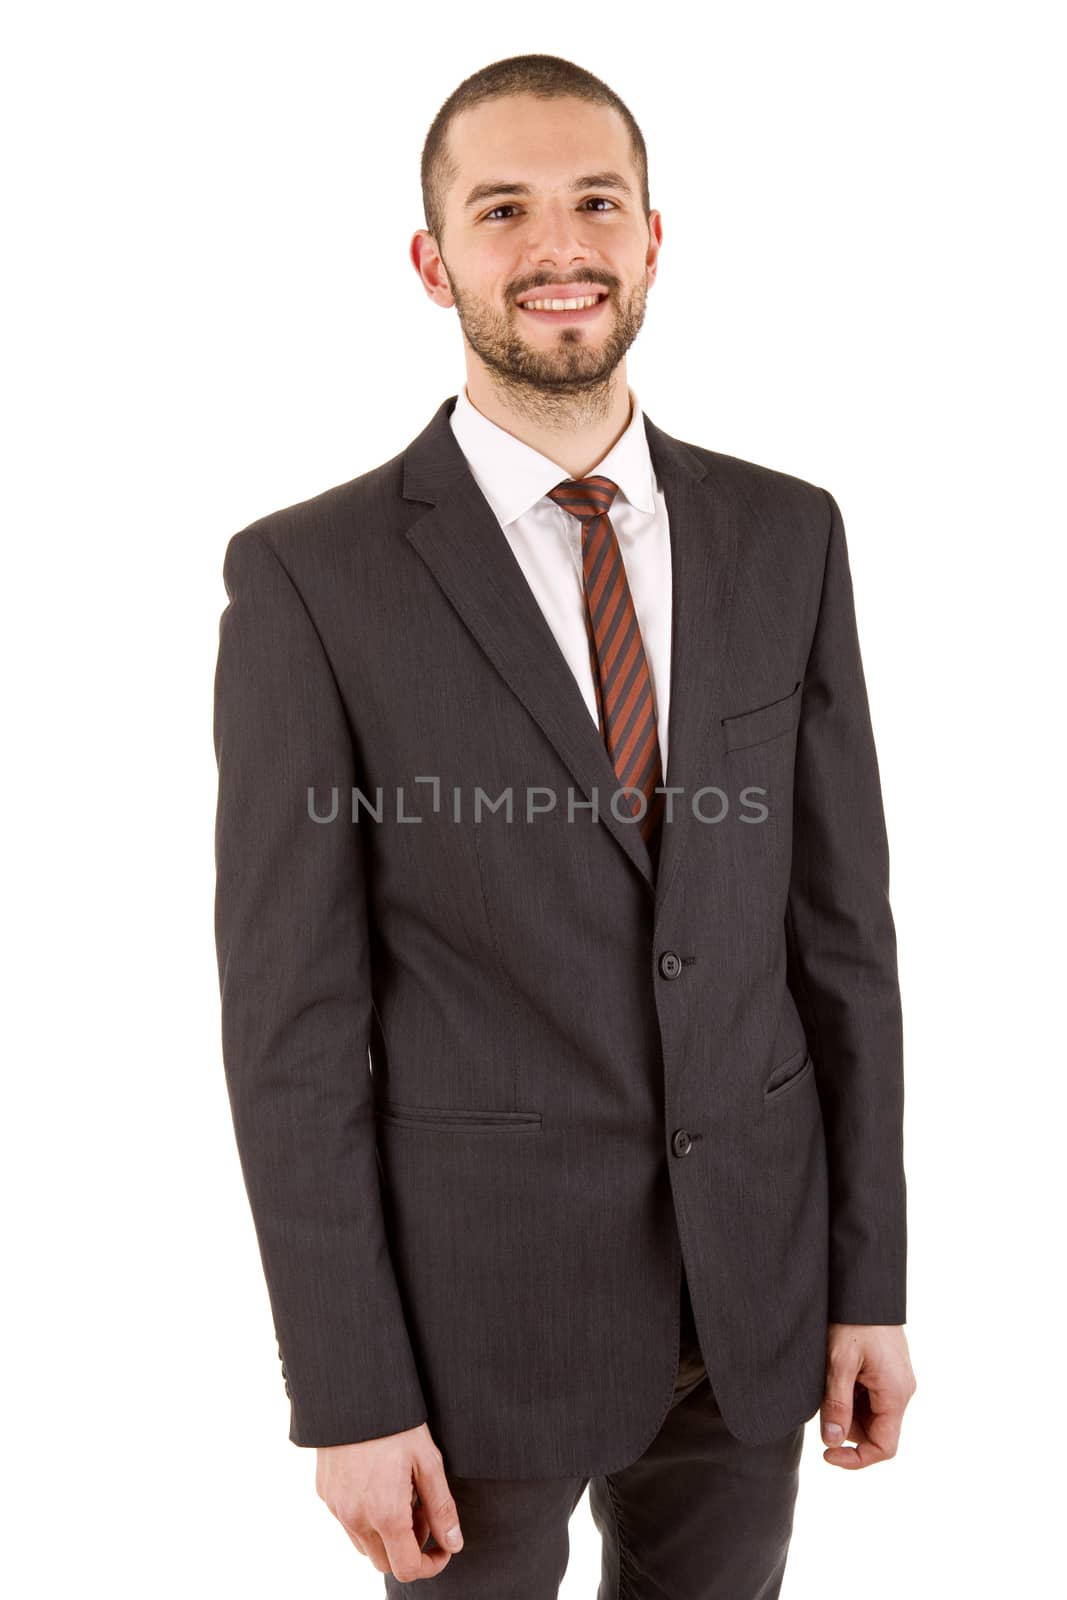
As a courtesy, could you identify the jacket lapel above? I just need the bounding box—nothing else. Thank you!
[644,413,740,915]
[401,396,738,905]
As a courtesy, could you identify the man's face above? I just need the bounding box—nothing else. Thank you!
[426,94,660,395]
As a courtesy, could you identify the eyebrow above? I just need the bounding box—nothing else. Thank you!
[462,171,635,212]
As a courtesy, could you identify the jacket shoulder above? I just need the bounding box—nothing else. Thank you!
[222,448,408,574]
[684,440,831,526]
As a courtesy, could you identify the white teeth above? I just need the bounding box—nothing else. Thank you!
[519,294,603,312]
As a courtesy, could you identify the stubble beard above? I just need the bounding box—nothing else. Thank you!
[448,272,649,429]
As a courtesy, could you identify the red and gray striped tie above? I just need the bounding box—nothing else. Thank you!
[547,475,665,868]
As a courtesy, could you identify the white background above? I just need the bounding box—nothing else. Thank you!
[3,1,1062,1593]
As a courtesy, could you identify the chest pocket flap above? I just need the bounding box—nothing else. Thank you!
[721,680,802,754]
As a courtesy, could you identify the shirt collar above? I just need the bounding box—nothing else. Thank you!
[449,382,658,529]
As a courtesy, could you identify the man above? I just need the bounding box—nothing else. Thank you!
[213,52,916,1597]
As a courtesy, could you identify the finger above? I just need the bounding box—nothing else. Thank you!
[411,1498,434,1551]
[823,1390,904,1468]
[376,1517,454,1582]
[823,1434,890,1468]
[341,1503,452,1580]
[342,1526,370,1558]
[412,1451,465,1557]
[857,1388,904,1459]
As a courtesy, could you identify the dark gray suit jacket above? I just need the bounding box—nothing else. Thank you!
[212,394,907,1479]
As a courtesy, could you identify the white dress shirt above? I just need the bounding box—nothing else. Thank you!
[449,383,673,781]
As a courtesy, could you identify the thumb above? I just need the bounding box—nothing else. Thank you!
[821,1370,855,1447]
[413,1450,464,1553]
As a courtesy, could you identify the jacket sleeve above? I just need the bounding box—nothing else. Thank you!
[213,526,429,1444]
[785,489,908,1325]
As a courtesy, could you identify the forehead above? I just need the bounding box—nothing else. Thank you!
[448,94,633,200]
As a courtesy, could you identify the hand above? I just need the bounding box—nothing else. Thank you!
[820,1323,917,1468]
[316,1422,464,1580]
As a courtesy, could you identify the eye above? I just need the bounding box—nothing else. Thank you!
[483,197,618,221]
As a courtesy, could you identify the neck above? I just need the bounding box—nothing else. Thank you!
[462,369,634,479]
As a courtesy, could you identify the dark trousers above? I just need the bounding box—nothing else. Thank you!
[387,1269,806,1597]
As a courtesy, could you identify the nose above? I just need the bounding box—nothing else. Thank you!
[524,199,597,265]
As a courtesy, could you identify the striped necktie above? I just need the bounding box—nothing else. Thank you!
[546,475,665,869]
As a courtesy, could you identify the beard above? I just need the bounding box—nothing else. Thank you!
[446,269,649,411]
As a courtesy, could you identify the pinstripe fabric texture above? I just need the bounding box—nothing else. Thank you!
[212,394,908,1476]
[546,476,664,868]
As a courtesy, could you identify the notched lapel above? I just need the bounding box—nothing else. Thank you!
[400,397,739,900]
[643,414,740,916]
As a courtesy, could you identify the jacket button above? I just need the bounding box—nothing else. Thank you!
[659,951,682,979]
[672,1128,693,1157]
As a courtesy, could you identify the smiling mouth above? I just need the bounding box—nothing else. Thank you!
[515,290,610,323]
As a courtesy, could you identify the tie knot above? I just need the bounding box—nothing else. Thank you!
[547,475,619,523]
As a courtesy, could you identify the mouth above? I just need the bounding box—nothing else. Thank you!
[514,288,610,325]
